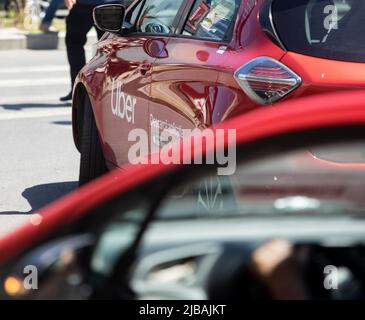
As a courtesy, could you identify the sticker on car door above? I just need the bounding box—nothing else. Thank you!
[111,78,137,124]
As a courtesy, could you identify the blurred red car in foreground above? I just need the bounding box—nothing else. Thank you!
[1,92,365,299]
[73,0,365,184]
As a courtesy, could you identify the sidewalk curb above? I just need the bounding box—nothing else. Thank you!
[0,31,97,50]
[0,35,25,50]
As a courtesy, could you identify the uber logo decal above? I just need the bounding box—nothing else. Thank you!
[111,78,136,124]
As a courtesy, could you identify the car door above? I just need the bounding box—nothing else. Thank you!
[101,0,187,167]
[148,0,242,151]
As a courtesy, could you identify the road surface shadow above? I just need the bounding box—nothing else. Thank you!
[0,181,78,215]
[52,121,72,126]
[0,103,71,110]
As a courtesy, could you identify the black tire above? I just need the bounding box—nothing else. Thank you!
[79,96,107,186]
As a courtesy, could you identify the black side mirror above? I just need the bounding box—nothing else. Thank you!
[93,4,126,34]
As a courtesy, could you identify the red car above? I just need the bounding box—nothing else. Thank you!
[1,92,365,300]
[72,0,365,184]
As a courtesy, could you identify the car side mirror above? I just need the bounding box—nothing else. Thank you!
[93,4,126,34]
[121,0,135,7]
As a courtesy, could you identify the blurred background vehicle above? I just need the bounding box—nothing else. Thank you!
[1,92,365,300]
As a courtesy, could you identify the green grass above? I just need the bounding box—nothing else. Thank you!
[0,9,24,29]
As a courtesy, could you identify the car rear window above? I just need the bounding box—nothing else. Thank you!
[272,0,365,62]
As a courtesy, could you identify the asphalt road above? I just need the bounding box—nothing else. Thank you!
[0,49,85,236]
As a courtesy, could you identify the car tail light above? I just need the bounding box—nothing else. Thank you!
[234,57,302,105]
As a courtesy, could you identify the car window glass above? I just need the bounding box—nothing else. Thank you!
[135,0,185,34]
[156,139,365,219]
[91,202,149,276]
[0,198,151,299]
[129,0,144,26]
[272,0,365,62]
[182,0,240,41]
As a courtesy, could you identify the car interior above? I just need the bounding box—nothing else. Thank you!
[123,0,241,41]
[135,0,185,34]
[1,126,365,300]
[182,0,241,41]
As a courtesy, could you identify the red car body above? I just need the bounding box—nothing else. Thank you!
[72,0,365,171]
[2,91,365,265]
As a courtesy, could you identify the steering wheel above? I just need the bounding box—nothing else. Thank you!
[125,242,271,300]
[144,22,170,34]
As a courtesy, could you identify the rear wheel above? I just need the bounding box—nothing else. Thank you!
[79,96,107,186]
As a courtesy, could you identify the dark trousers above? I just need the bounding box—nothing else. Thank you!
[65,3,104,90]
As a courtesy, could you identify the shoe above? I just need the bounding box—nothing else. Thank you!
[39,22,51,33]
[60,92,72,102]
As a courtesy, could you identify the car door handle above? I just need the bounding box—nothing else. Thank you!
[139,62,152,76]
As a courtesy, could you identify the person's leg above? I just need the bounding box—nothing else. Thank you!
[41,0,63,29]
[62,4,95,101]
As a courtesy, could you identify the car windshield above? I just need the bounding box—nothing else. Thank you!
[157,139,365,219]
